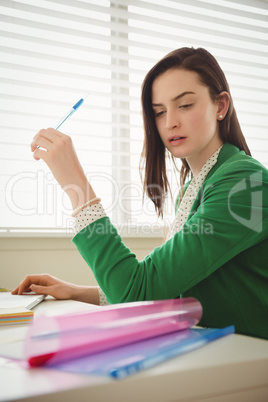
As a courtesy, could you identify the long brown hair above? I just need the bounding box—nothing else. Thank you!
[140,47,251,218]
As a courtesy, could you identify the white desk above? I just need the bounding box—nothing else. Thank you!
[0,298,267,402]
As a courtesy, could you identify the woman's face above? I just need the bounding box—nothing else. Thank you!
[151,68,223,175]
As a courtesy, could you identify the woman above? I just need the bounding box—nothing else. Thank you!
[13,47,268,339]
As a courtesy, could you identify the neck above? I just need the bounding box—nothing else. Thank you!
[187,139,223,177]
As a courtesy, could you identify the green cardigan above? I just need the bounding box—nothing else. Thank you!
[73,143,268,339]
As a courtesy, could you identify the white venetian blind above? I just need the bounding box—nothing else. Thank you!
[0,0,267,235]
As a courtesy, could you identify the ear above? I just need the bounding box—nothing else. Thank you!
[216,91,230,121]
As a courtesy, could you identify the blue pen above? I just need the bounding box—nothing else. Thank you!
[54,92,89,130]
[36,93,88,149]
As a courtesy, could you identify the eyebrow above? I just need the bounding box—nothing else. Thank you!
[152,91,196,107]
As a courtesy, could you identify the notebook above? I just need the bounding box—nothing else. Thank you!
[0,292,46,325]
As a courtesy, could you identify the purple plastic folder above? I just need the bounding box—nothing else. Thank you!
[50,326,235,379]
[24,298,202,367]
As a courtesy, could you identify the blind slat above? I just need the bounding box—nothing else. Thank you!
[0,0,267,233]
[2,29,267,66]
[133,0,268,23]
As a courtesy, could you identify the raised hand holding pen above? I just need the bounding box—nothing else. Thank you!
[31,94,97,210]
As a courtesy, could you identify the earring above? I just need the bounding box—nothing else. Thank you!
[219,114,223,119]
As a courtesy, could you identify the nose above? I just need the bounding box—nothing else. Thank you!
[165,108,180,130]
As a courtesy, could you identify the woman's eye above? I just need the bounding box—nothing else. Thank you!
[179,104,192,109]
[155,111,165,117]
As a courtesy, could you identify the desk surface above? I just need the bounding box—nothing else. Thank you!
[0,298,267,402]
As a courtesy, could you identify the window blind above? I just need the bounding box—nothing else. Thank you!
[0,0,267,235]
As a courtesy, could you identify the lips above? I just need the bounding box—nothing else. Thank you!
[168,135,186,143]
[170,136,184,141]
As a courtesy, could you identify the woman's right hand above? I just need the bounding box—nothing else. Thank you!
[12,274,76,300]
[30,128,96,210]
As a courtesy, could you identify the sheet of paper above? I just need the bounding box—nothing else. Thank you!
[0,292,46,309]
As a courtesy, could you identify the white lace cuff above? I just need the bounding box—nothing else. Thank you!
[73,203,106,235]
[98,287,110,306]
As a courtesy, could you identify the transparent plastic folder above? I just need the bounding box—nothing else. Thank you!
[24,298,202,367]
[50,326,235,379]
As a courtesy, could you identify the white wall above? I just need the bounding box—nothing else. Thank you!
[0,237,164,291]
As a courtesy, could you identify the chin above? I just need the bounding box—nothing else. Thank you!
[168,148,190,160]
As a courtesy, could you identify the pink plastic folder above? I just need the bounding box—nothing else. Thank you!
[24,298,202,367]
